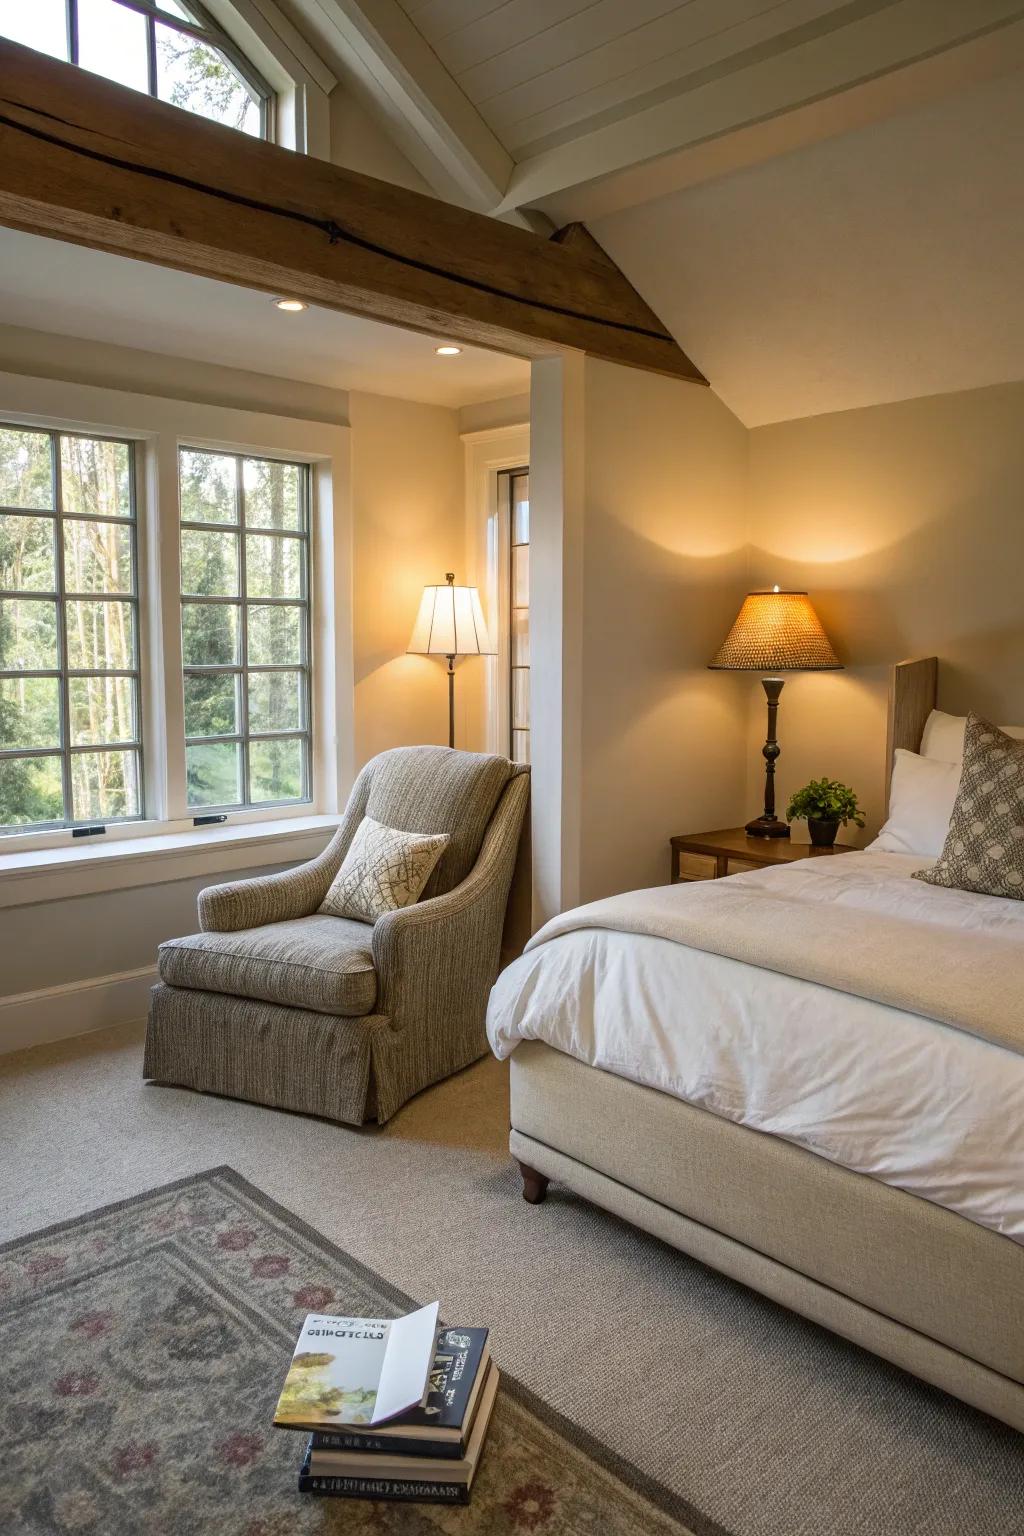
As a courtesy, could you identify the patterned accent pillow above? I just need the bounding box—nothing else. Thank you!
[913,714,1024,900]
[319,816,449,923]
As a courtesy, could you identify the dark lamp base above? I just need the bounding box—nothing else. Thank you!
[745,814,791,839]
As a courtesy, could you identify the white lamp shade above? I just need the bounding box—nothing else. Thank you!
[407,582,495,657]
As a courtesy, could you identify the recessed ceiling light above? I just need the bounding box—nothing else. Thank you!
[273,298,308,313]
[435,344,462,356]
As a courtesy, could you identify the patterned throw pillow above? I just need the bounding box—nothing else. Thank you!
[913,714,1024,900]
[319,816,449,923]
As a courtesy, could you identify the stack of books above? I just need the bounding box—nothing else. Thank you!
[274,1302,498,1505]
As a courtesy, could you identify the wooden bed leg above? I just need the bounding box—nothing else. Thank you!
[517,1160,549,1204]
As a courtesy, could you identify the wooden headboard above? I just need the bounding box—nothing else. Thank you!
[885,656,938,802]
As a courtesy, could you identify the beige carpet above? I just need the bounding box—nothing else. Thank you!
[2,1022,1022,1536]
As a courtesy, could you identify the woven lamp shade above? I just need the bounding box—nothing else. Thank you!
[709,590,841,672]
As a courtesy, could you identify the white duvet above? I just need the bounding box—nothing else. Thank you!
[487,852,1024,1244]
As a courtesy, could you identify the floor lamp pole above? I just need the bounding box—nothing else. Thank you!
[446,654,455,749]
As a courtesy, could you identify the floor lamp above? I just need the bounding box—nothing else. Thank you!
[408,573,495,749]
[708,587,842,837]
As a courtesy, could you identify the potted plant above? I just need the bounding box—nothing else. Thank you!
[786,778,865,847]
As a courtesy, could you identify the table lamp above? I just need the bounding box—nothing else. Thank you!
[708,587,842,837]
[407,572,495,749]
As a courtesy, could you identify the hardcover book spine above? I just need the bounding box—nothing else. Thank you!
[310,1430,464,1460]
[299,1473,470,1505]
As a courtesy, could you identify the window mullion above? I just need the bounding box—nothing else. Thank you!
[52,433,75,829]
[237,455,250,810]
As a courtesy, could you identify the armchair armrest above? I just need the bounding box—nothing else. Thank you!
[372,769,530,1005]
[198,769,372,932]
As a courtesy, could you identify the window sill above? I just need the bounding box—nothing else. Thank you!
[0,815,339,909]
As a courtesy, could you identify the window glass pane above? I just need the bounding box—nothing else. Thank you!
[247,604,302,665]
[0,755,64,828]
[512,545,529,608]
[0,677,61,750]
[248,670,303,734]
[249,737,304,803]
[512,668,530,731]
[68,675,137,747]
[71,749,141,821]
[179,451,238,524]
[182,602,239,666]
[63,519,132,594]
[0,428,52,509]
[66,600,136,670]
[60,437,132,519]
[511,609,529,667]
[0,598,58,670]
[245,534,301,599]
[0,0,68,58]
[184,673,239,738]
[0,515,55,591]
[512,474,529,544]
[243,459,304,530]
[187,741,241,807]
[77,0,149,92]
[181,528,238,596]
[156,26,260,136]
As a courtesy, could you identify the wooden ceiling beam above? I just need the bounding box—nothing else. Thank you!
[0,42,706,386]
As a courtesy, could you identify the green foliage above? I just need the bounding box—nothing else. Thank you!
[157,33,259,135]
[786,778,865,828]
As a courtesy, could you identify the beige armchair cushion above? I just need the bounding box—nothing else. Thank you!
[158,915,377,1018]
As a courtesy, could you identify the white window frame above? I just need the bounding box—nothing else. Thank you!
[462,423,529,756]
[0,371,353,858]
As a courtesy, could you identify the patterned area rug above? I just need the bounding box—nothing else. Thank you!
[0,1167,730,1536]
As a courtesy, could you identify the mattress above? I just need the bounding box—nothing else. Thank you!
[487,852,1024,1243]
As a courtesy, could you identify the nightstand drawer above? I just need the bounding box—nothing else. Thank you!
[726,857,761,875]
[676,851,717,881]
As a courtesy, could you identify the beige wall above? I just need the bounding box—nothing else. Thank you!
[746,379,1024,837]
[577,360,750,899]
[348,392,468,766]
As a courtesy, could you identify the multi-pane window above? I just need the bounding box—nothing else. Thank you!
[179,449,311,812]
[1,0,271,138]
[506,469,530,765]
[0,425,142,832]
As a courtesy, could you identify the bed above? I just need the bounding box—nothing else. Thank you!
[486,658,1024,1432]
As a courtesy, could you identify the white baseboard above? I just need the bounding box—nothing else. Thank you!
[0,965,157,1055]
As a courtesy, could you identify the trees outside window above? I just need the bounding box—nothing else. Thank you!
[180,448,311,813]
[0,426,142,831]
[1,0,271,139]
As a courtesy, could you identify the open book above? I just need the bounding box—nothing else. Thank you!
[274,1302,440,1431]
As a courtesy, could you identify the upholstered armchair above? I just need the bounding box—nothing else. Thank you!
[144,747,530,1125]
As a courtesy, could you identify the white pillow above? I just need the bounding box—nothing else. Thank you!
[867,749,962,858]
[920,709,1024,764]
[319,815,449,923]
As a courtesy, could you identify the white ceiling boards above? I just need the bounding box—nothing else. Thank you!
[396,0,862,156]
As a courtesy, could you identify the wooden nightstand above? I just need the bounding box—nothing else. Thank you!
[670,827,855,884]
